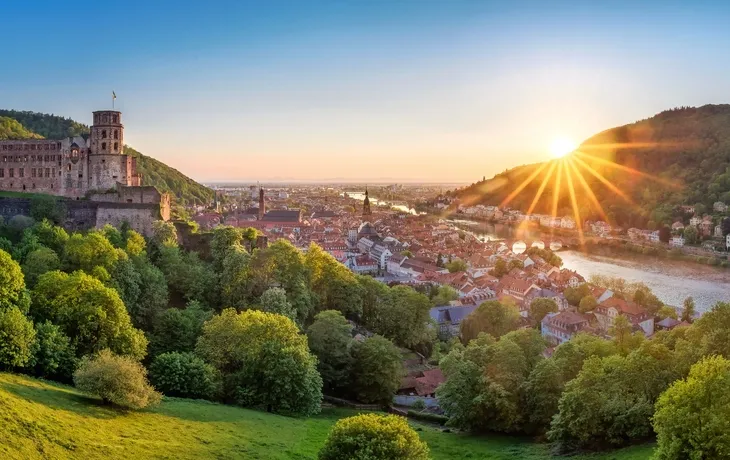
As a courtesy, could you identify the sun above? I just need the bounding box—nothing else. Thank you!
[549,137,578,159]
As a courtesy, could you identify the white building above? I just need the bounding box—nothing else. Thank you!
[560,217,576,229]
[670,236,685,247]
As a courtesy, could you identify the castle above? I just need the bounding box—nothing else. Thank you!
[0,110,170,235]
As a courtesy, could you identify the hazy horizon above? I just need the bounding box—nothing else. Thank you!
[3,1,730,183]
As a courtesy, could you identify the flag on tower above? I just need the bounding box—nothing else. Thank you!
[113,91,117,100]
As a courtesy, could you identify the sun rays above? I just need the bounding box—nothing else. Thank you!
[491,141,680,248]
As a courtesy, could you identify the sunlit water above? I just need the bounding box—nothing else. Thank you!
[345,192,418,215]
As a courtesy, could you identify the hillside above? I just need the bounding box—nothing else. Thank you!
[0,110,213,205]
[0,372,652,460]
[454,105,730,228]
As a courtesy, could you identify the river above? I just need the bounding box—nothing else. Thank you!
[451,219,730,312]
[345,192,419,215]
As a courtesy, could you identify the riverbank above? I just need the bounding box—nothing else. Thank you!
[560,250,730,311]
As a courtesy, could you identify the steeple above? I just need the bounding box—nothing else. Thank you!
[363,186,372,216]
[258,185,265,220]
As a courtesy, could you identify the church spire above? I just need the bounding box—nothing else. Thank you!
[363,186,372,216]
[258,184,265,220]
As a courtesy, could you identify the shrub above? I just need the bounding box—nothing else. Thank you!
[319,413,429,460]
[73,349,161,409]
[407,410,449,425]
[149,352,219,400]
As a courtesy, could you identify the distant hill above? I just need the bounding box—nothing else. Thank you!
[453,105,730,228]
[0,110,213,205]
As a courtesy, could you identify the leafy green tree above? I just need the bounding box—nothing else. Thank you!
[29,195,66,224]
[63,232,120,274]
[318,414,429,460]
[151,220,178,249]
[578,295,598,313]
[362,285,434,349]
[564,283,591,306]
[610,315,644,355]
[446,259,467,273]
[219,244,251,310]
[28,219,69,254]
[350,335,403,404]
[653,356,730,460]
[26,321,77,382]
[508,259,524,271]
[21,247,60,288]
[101,224,124,248]
[306,242,363,318]
[73,349,161,410]
[157,246,216,306]
[682,225,699,245]
[657,305,678,320]
[438,334,528,432]
[210,226,243,272]
[195,309,322,415]
[490,258,508,277]
[681,296,696,323]
[686,301,730,358]
[0,248,27,311]
[431,285,459,306]
[259,287,297,323]
[523,359,564,433]
[149,301,212,358]
[31,271,147,360]
[0,306,36,369]
[149,352,219,400]
[460,300,521,342]
[307,310,354,393]
[529,298,558,326]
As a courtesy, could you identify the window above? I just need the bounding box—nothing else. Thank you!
[67,164,71,171]
[31,168,36,178]
[114,142,118,151]
[114,130,118,140]
[46,168,50,178]
[2,156,5,162]
[101,142,106,150]
[19,168,24,178]
[102,130,107,139]
[9,168,14,178]
[24,155,28,162]
[0,169,3,178]
[31,155,35,162]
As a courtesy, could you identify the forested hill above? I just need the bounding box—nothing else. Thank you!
[0,110,213,205]
[452,104,730,228]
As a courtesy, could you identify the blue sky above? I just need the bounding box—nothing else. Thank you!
[2,0,730,183]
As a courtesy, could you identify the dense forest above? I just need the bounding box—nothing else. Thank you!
[0,110,213,205]
[453,105,730,228]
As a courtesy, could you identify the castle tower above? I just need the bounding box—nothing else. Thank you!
[87,111,136,191]
[363,186,372,216]
[259,186,265,220]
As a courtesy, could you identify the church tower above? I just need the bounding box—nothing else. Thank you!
[363,186,372,216]
[259,186,265,220]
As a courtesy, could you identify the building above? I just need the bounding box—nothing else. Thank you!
[594,297,654,336]
[429,305,477,339]
[1,111,141,197]
[541,311,591,345]
[363,187,372,216]
[670,235,685,247]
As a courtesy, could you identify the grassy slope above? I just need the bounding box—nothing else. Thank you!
[0,373,653,460]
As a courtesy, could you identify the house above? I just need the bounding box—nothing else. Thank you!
[655,317,684,331]
[670,236,685,247]
[346,254,379,274]
[541,311,592,345]
[649,231,660,243]
[429,305,477,338]
[387,253,408,274]
[594,297,654,336]
[560,216,576,229]
[524,288,569,311]
[550,269,585,289]
[700,218,714,237]
[671,221,685,232]
[496,275,540,301]
[369,244,392,270]
[689,216,702,226]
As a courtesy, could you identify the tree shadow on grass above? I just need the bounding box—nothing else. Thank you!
[0,380,124,420]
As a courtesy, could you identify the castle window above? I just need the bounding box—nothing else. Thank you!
[102,130,107,139]
[31,168,36,178]
[22,185,26,190]
[0,169,3,178]
[114,142,118,151]
[114,130,118,140]
[31,145,36,151]
[2,156,5,162]
[24,145,29,150]
[101,142,106,150]
[31,155,35,162]
[44,144,49,150]
[67,164,71,171]
[9,168,14,178]
[78,174,83,178]
[19,168,24,178]
[24,155,28,162]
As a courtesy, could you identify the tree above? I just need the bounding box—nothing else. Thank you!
[350,335,403,404]
[362,285,435,350]
[490,258,508,277]
[0,306,36,369]
[151,220,178,249]
[28,219,69,254]
[73,349,161,410]
[578,295,598,314]
[195,309,322,415]
[26,321,77,382]
[210,226,243,272]
[157,245,216,306]
[610,315,642,355]
[682,225,699,245]
[21,247,60,288]
[523,359,564,433]
[63,232,120,274]
[318,414,429,460]
[149,352,219,400]
[529,298,558,326]
[305,242,363,318]
[29,195,66,224]
[431,285,459,306]
[653,356,730,460]
[657,305,678,320]
[31,271,147,360]
[0,248,26,311]
[564,283,591,306]
[259,287,297,323]
[124,230,147,257]
[149,301,212,358]
[681,296,696,323]
[307,310,354,393]
[219,244,251,310]
[460,300,521,343]
[446,259,467,273]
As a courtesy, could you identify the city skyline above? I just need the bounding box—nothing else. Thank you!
[3,1,730,183]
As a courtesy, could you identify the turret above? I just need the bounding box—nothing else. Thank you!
[90,111,123,155]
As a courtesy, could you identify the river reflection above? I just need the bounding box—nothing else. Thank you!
[346,192,419,215]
